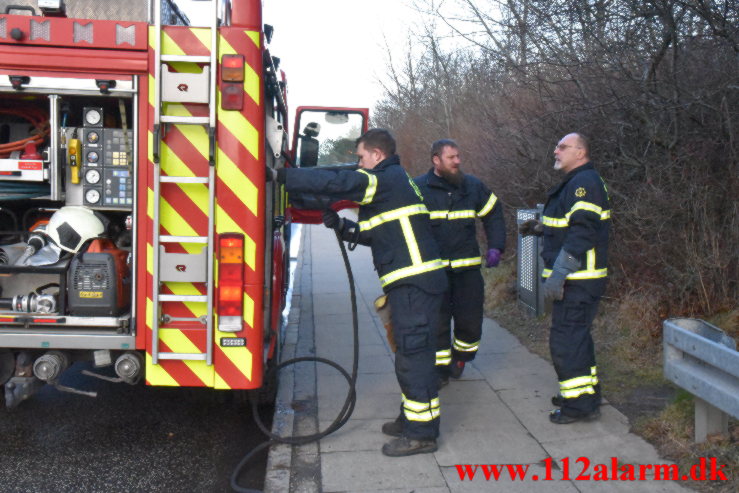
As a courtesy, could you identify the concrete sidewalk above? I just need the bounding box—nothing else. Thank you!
[265,225,691,492]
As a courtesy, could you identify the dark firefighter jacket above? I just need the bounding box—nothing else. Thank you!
[281,155,447,294]
[542,162,611,298]
[414,170,505,271]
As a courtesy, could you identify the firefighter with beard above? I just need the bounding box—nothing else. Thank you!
[414,139,506,386]
[519,132,610,424]
[269,129,447,456]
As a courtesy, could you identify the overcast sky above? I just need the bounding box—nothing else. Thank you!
[179,0,420,121]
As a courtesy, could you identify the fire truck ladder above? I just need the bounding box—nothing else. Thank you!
[150,0,219,365]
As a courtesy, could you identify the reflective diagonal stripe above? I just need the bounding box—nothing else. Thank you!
[357,170,378,205]
[402,394,441,422]
[478,192,498,216]
[447,210,476,220]
[379,259,446,287]
[358,204,429,231]
[453,338,480,352]
[436,349,452,366]
[449,257,482,269]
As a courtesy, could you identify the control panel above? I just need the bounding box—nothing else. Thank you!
[80,109,133,210]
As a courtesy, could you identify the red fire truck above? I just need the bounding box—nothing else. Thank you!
[0,0,368,407]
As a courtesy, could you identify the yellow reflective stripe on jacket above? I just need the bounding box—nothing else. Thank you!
[358,204,429,231]
[543,201,611,228]
[450,257,482,269]
[356,169,378,205]
[542,247,606,280]
[477,192,498,217]
[379,259,446,287]
[453,338,480,352]
[542,268,608,280]
[429,210,447,220]
[402,394,441,422]
[436,349,452,366]
[448,210,476,220]
[399,216,423,264]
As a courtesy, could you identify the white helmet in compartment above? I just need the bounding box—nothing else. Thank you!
[46,206,105,253]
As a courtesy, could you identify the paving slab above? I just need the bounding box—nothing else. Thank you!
[264,225,693,493]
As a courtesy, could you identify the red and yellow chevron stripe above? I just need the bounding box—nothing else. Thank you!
[139,24,265,390]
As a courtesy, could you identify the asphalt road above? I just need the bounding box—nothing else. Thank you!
[0,361,273,493]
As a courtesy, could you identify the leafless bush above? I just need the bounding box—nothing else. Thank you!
[375,0,739,320]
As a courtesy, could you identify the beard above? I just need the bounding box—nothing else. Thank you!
[439,168,464,187]
[553,159,562,171]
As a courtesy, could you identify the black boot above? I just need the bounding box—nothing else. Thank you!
[381,418,402,437]
[381,436,438,457]
[449,359,465,379]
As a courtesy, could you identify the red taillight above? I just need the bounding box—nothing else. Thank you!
[221,55,244,82]
[218,233,244,332]
[221,55,245,111]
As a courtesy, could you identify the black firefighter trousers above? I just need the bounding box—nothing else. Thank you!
[550,285,601,416]
[388,284,442,440]
[438,269,484,366]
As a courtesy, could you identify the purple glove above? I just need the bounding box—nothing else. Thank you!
[485,248,501,268]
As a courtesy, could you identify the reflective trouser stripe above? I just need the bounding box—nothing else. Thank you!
[559,374,596,398]
[591,366,599,386]
[402,394,440,422]
[453,337,479,353]
[436,349,451,366]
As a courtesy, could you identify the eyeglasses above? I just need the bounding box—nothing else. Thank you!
[555,144,582,151]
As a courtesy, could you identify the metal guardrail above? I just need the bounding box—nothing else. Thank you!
[663,318,739,442]
[516,205,544,317]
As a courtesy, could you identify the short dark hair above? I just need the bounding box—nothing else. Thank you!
[356,128,396,157]
[431,138,458,159]
[574,133,590,158]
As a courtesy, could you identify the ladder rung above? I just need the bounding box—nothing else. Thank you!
[161,115,210,125]
[160,176,209,184]
[159,294,207,303]
[161,55,211,64]
[157,352,207,361]
[160,235,208,244]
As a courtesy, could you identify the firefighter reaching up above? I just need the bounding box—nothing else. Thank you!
[268,129,447,457]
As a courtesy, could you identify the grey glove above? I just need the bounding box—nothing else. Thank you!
[542,250,580,302]
[519,219,544,236]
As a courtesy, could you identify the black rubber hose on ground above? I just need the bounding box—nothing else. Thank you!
[230,228,360,493]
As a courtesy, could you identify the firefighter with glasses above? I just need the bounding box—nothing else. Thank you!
[269,129,447,456]
[520,132,610,424]
[414,139,505,386]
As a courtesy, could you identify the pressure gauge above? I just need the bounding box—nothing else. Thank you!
[85,169,101,184]
[86,131,99,144]
[86,150,99,163]
[83,107,103,127]
[85,189,101,204]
